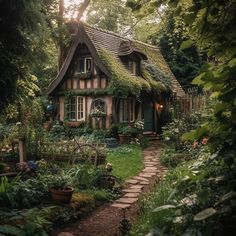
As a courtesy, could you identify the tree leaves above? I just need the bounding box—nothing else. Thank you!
[180,39,194,50]
[193,208,217,221]
[153,204,176,212]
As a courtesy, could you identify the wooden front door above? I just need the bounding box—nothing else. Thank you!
[142,99,154,132]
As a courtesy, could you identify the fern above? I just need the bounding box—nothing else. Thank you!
[0,225,23,235]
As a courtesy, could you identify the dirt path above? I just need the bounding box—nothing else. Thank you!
[52,141,167,236]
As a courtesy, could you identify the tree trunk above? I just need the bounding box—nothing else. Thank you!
[77,0,90,22]
[58,0,65,71]
[19,139,26,162]
[57,0,91,71]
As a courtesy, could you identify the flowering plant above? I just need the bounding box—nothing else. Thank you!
[91,107,106,117]
[133,120,144,132]
[118,125,132,135]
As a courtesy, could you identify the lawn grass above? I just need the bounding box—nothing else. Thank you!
[107,144,143,180]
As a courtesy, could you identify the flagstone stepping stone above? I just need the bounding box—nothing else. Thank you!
[143,168,158,172]
[143,170,158,174]
[144,167,158,170]
[140,181,149,185]
[123,188,142,193]
[139,173,154,178]
[143,162,158,165]
[116,197,139,204]
[130,185,144,189]
[145,164,156,167]
[143,169,158,172]
[125,179,139,184]
[133,176,149,182]
[124,193,140,198]
[144,155,155,159]
[142,171,156,175]
[144,160,156,163]
[58,232,74,236]
[143,151,152,154]
[111,203,131,209]
[143,169,158,173]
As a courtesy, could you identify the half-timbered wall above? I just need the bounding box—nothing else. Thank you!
[58,95,112,128]
[61,43,109,91]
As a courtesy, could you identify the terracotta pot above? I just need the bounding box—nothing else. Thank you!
[119,134,131,144]
[49,187,74,204]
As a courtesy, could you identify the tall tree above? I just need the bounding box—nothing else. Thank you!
[86,0,134,34]
[56,0,91,69]
[0,0,44,110]
[157,14,205,89]
[126,1,204,89]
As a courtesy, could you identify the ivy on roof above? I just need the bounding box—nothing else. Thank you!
[99,48,150,97]
[133,42,171,76]
[141,60,172,89]
[99,48,169,97]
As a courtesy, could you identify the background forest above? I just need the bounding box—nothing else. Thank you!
[0,0,236,235]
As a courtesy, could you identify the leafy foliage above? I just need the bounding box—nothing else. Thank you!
[99,48,150,97]
[87,0,134,34]
[99,48,171,97]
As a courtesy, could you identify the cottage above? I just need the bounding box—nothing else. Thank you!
[46,22,185,134]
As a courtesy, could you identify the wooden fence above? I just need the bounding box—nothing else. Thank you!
[172,87,210,118]
[38,139,106,166]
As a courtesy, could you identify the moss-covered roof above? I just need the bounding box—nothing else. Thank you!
[46,22,185,97]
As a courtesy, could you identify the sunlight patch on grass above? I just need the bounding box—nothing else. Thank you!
[107,145,143,180]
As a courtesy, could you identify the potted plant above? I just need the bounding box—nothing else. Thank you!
[49,174,74,204]
[131,120,144,138]
[118,125,132,144]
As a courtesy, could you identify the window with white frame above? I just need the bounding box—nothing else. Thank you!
[119,98,135,122]
[76,57,92,73]
[67,96,85,121]
[128,61,138,75]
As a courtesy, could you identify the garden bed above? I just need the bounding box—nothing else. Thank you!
[0,160,121,236]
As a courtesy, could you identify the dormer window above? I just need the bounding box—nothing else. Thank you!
[76,57,92,73]
[128,61,139,75]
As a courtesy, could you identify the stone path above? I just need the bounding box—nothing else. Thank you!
[53,141,167,236]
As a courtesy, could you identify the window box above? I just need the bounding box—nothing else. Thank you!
[74,71,92,79]
[64,121,82,127]
[91,113,106,118]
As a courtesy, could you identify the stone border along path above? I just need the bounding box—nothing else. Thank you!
[55,141,167,236]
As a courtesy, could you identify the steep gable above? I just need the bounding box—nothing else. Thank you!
[46,22,185,97]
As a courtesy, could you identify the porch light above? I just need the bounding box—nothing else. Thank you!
[155,103,163,111]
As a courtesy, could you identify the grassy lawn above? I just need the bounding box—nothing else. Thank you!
[107,144,143,180]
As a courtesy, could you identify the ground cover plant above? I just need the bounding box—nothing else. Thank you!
[131,113,236,235]
[0,158,121,235]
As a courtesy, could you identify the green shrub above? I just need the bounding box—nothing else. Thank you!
[139,136,149,149]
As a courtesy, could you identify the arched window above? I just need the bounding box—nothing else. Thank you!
[90,99,107,114]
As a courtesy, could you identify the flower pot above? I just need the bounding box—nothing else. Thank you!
[49,187,74,204]
[119,134,131,144]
